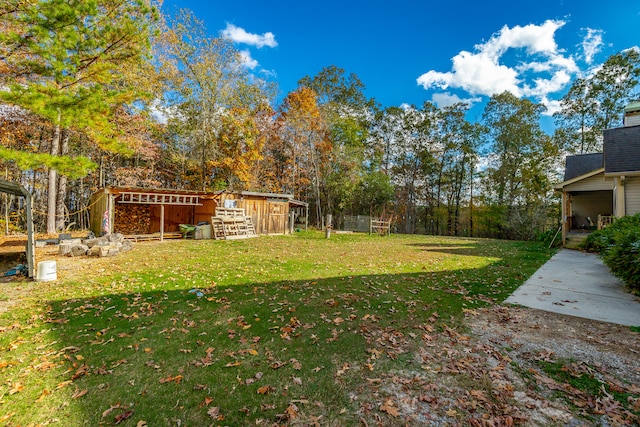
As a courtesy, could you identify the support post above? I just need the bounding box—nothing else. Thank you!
[561,191,567,247]
[25,192,35,278]
[160,204,165,242]
[325,214,332,238]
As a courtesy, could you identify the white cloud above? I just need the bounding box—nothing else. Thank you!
[539,96,563,116]
[431,92,482,108]
[239,50,258,69]
[221,23,277,48]
[417,20,582,112]
[581,28,603,64]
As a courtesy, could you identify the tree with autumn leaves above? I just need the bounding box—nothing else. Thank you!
[2,2,639,238]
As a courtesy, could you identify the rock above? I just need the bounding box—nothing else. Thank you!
[70,244,89,257]
[120,240,134,252]
[84,237,109,248]
[107,233,125,243]
[88,243,121,257]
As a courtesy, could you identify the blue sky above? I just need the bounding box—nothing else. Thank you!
[161,0,639,123]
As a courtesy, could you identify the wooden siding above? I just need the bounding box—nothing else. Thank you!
[626,177,640,216]
[149,204,194,233]
[220,194,289,235]
[563,172,613,192]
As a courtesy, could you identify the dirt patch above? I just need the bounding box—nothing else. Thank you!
[355,306,640,426]
[468,306,640,425]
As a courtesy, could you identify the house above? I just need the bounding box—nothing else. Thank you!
[89,186,307,240]
[555,102,640,246]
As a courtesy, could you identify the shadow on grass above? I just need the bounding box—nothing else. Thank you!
[1,237,555,426]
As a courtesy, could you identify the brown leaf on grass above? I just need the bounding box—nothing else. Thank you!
[102,404,124,418]
[159,375,183,384]
[257,385,274,395]
[71,389,88,399]
[380,399,400,417]
[284,403,299,420]
[207,406,223,420]
[114,410,133,424]
[198,396,214,408]
[72,364,89,380]
[35,389,50,402]
[292,376,302,386]
[270,361,286,369]
[136,421,147,427]
[0,361,18,369]
[8,382,23,395]
[224,361,242,367]
[54,380,73,390]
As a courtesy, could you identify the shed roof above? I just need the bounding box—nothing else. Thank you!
[603,125,640,175]
[102,186,220,198]
[0,179,30,198]
[563,153,604,181]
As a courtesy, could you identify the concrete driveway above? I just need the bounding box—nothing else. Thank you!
[505,249,640,326]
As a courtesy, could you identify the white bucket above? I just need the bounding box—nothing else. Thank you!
[36,260,57,282]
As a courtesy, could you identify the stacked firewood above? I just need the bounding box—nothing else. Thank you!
[114,204,150,234]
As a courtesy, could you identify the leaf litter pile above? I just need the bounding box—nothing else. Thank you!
[0,232,638,426]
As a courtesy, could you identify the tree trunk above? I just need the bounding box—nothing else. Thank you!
[55,129,70,231]
[47,112,62,234]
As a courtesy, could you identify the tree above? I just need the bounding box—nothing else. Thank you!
[297,66,373,221]
[554,49,640,154]
[155,9,274,191]
[278,87,326,225]
[0,0,157,232]
[482,91,556,239]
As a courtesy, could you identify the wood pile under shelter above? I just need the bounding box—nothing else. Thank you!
[89,187,220,240]
[90,187,308,240]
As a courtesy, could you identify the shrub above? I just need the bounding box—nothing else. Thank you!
[580,213,640,292]
[536,227,562,248]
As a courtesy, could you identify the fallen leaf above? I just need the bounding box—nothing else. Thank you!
[380,400,400,417]
[257,385,274,395]
[207,406,222,420]
[36,389,50,402]
[224,361,242,367]
[8,382,24,395]
[159,375,183,384]
[284,403,299,420]
[115,410,133,424]
[72,389,88,399]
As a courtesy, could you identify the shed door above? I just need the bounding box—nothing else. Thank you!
[266,201,287,235]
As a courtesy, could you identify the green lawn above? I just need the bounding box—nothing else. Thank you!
[0,232,554,426]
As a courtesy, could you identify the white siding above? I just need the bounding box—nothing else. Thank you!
[564,172,613,192]
[625,177,640,216]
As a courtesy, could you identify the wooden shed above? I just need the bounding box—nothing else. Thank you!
[90,187,308,239]
[89,186,220,239]
[217,191,308,235]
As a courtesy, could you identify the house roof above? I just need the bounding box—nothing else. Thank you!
[624,101,640,113]
[603,124,640,175]
[563,153,604,181]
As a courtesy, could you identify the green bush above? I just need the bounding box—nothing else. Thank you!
[536,227,562,248]
[580,213,640,291]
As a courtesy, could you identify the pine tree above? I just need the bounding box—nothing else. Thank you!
[0,0,157,232]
